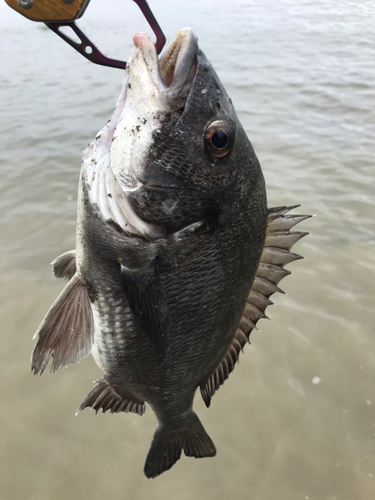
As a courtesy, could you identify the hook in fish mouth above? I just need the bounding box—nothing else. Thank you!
[132,28,198,94]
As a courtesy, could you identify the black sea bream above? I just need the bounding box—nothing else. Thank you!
[31,29,309,478]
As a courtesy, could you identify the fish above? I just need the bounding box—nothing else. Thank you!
[31,28,309,478]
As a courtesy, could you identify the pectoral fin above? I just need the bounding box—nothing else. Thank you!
[200,205,311,407]
[120,257,170,358]
[31,274,94,374]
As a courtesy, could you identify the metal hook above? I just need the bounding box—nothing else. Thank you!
[45,0,166,70]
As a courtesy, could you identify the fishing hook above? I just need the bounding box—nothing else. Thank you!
[5,0,166,70]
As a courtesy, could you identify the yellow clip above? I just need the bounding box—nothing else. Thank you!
[4,0,90,23]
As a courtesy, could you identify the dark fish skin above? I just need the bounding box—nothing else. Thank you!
[78,163,266,463]
[31,29,309,478]
[75,112,267,479]
[78,164,267,401]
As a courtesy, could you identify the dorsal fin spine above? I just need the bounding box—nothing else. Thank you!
[232,337,243,353]
[235,328,249,346]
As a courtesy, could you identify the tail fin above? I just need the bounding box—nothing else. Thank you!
[144,412,216,479]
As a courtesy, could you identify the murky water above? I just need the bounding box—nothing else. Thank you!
[1,0,374,498]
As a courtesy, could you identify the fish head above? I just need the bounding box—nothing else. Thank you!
[89,28,264,238]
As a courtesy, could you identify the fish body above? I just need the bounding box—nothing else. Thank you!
[32,29,309,478]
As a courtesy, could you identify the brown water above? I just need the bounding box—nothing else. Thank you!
[1,0,374,499]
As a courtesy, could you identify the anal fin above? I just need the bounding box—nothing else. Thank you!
[200,205,311,407]
[31,273,93,374]
[78,377,145,416]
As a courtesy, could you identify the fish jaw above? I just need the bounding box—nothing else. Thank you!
[132,28,198,99]
[109,28,199,193]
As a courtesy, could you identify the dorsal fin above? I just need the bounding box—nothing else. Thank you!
[200,205,310,407]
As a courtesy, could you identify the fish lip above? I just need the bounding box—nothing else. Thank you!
[132,28,198,94]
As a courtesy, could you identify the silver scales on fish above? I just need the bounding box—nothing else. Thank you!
[10,0,310,479]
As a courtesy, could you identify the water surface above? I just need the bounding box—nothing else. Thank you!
[1,1,374,499]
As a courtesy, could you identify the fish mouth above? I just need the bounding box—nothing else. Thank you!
[84,29,201,242]
[132,28,198,95]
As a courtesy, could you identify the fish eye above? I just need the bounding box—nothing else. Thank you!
[205,120,232,158]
